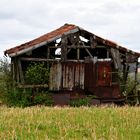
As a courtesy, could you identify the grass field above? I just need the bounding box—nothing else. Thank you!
[0,106,140,140]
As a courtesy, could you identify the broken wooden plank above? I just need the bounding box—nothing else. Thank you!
[110,48,121,69]
[90,36,97,48]
[18,84,48,88]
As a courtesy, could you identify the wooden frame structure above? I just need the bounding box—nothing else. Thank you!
[5,24,140,104]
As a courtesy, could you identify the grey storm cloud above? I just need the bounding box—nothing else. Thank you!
[0,0,140,56]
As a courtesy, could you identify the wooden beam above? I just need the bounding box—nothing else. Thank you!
[67,48,72,55]
[20,57,61,62]
[20,57,86,62]
[47,47,50,59]
[11,61,16,87]
[85,48,93,58]
[110,48,121,69]
[15,58,19,83]
[61,35,67,61]
[135,61,139,104]
[18,59,24,84]
[90,36,97,48]
[107,49,109,58]
[77,48,80,60]
[126,53,138,63]
[18,84,48,88]
[49,45,92,49]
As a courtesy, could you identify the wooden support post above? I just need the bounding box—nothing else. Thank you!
[47,47,50,59]
[18,59,24,84]
[107,49,109,58]
[122,62,129,92]
[47,47,50,69]
[15,58,20,84]
[61,35,67,61]
[135,61,139,104]
[77,48,80,60]
[110,48,121,69]
[11,60,16,88]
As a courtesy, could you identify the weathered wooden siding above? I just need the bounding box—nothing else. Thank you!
[49,63,62,90]
[49,61,121,100]
[49,62,85,91]
[62,62,85,90]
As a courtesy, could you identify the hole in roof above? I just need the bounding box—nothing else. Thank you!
[56,38,61,43]
[79,36,89,43]
[55,48,61,55]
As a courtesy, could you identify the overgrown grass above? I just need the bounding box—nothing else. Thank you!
[0,106,140,140]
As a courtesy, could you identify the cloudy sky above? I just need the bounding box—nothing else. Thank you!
[1,0,140,57]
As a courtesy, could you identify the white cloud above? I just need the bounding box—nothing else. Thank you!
[0,0,140,57]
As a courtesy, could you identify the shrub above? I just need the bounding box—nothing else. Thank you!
[124,75,138,105]
[0,56,12,104]
[33,92,54,106]
[0,59,53,107]
[25,62,49,85]
[6,88,54,107]
[70,96,92,107]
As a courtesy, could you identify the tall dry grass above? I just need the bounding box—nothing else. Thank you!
[0,106,140,140]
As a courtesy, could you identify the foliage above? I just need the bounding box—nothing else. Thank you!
[0,56,12,104]
[0,56,10,73]
[125,75,138,105]
[25,62,49,85]
[118,72,139,104]
[70,96,93,107]
[0,106,140,140]
[33,92,54,106]
[5,88,54,107]
[6,88,32,107]
[0,57,53,107]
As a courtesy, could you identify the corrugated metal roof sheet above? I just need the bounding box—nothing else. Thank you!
[4,23,140,57]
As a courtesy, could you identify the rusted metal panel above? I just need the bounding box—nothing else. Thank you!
[97,61,112,86]
[52,93,70,106]
[95,85,121,99]
[49,62,62,90]
[84,62,96,91]
[84,61,122,99]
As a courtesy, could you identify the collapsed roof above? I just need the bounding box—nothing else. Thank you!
[4,23,140,57]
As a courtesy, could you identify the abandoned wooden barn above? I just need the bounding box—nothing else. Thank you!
[4,24,140,105]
